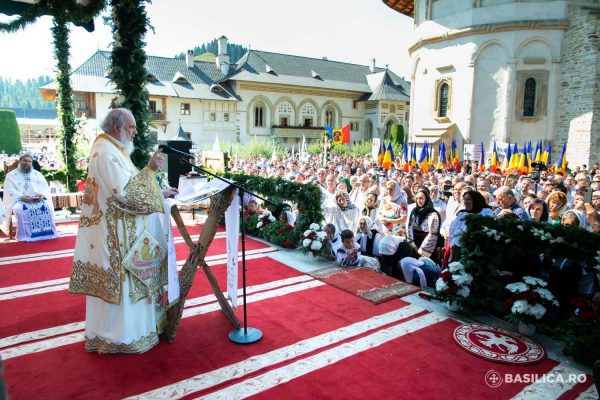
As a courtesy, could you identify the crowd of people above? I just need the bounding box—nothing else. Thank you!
[232,152,600,314]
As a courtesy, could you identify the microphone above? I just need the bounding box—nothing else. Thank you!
[158,144,194,159]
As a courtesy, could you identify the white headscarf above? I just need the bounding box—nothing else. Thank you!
[284,211,296,228]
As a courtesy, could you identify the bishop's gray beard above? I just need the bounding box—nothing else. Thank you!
[123,139,134,156]
[18,164,31,174]
[117,127,135,156]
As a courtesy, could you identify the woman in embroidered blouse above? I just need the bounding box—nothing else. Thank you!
[406,188,441,261]
[378,180,408,237]
[448,190,494,262]
[323,191,361,234]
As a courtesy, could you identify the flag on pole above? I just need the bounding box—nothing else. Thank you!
[410,142,417,166]
[402,139,409,172]
[518,143,529,175]
[490,141,499,173]
[534,141,542,162]
[508,143,520,172]
[541,142,551,166]
[437,142,447,170]
[556,143,567,174]
[341,123,351,144]
[501,142,512,173]
[382,143,395,170]
[377,140,385,166]
[450,139,460,171]
[419,142,429,173]
[479,142,486,172]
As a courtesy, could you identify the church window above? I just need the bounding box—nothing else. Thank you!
[254,102,265,127]
[303,118,313,127]
[523,78,536,117]
[224,112,230,122]
[438,83,449,118]
[277,102,293,114]
[350,122,359,131]
[210,112,216,122]
[325,109,335,127]
[301,104,315,116]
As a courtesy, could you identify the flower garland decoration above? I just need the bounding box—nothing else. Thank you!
[434,261,473,304]
[301,223,327,257]
[261,221,300,248]
[242,210,261,236]
[505,276,558,325]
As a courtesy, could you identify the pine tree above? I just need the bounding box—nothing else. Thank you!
[0,110,22,155]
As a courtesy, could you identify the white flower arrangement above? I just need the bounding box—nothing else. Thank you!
[256,210,276,229]
[434,262,472,304]
[506,275,558,325]
[482,226,502,241]
[301,223,327,257]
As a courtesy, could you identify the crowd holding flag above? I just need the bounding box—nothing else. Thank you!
[402,138,410,172]
[382,143,395,170]
[332,123,351,145]
[479,142,486,172]
[556,142,567,174]
[490,142,499,173]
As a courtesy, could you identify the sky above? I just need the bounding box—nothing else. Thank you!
[0,0,415,81]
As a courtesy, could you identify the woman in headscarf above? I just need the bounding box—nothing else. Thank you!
[356,216,382,257]
[406,188,442,262]
[527,198,549,223]
[323,191,361,233]
[278,210,296,228]
[448,190,493,262]
[547,191,568,224]
[378,180,408,237]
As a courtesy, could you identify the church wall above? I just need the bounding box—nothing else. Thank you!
[555,5,600,167]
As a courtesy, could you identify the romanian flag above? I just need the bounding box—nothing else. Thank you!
[402,140,409,172]
[533,140,542,162]
[377,140,385,166]
[419,142,430,173]
[437,142,447,170]
[479,142,486,172]
[555,143,567,174]
[508,143,520,172]
[518,143,530,175]
[501,142,512,174]
[410,142,418,166]
[490,142,499,173]
[450,139,460,171]
[382,143,395,170]
[541,142,551,166]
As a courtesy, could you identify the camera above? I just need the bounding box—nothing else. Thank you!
[443,183,452,198]
[530,161,547,183]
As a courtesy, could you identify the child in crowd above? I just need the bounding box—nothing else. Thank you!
[245,199,262,215]
[336,229,380,271]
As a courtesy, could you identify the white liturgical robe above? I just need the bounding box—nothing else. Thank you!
[69,134,177,354]
[2,168,57,241]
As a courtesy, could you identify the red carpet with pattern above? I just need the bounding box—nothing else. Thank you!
[0,223,595,400]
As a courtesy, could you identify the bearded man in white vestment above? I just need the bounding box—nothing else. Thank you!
[69,108,178,354]
[2,153,58,241]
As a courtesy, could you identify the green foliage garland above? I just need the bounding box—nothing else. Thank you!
[107,0,152,168]
[222,172,323,232]
[52,17,77,192]
[0,0,105,33]
[0,110,22,154]
[553,314,600,367]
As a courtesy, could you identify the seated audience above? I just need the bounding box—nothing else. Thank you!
[356,216,382,257]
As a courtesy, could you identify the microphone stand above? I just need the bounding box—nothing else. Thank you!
[167,152,263,344]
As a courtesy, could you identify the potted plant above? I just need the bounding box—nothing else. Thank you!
[301,223,327,258]
[434,261,473,311]
[505,276,559,336]
[256,210,276,235]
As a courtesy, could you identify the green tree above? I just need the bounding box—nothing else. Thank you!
[107,0,152,168]
[0,110,22,155]
[390,123,404,146]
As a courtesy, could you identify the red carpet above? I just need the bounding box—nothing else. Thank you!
[310,266,421,304]
[0,224,595,399]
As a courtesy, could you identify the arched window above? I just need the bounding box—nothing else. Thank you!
[438,83,449,117]
[254,102,265,127]
[523,78,536,117]
[325,108,335,127]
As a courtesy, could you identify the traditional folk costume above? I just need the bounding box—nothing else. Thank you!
[378,182,408,237]
[69,134,178,354]
[2,164,57,241]
[406,191,442,260]
[323,192,361,234]
[356,216,382,257]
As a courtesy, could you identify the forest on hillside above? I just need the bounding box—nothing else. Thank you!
[175,38,248,64]
[0,76,54,110]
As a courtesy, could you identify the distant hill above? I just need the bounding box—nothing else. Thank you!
[174,38,248,64]
[0,76,54,110]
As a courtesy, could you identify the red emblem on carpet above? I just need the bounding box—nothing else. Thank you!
[453,323,545,365]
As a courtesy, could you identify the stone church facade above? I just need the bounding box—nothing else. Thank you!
[384,0,600,167]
